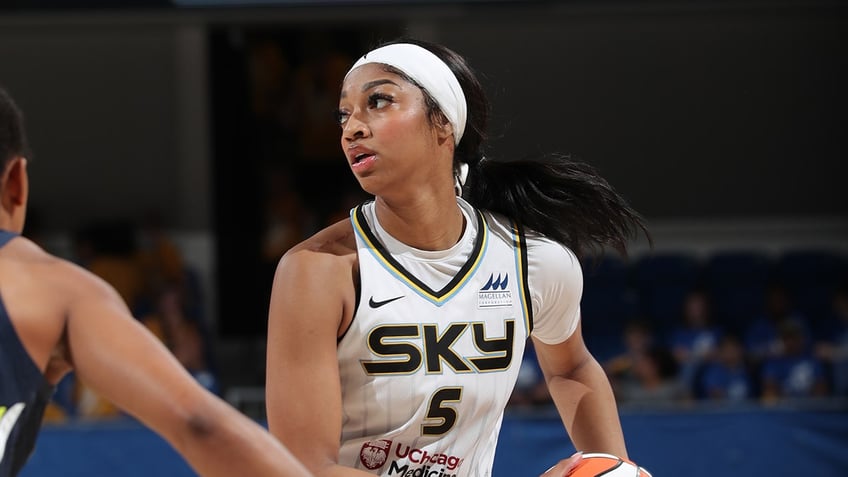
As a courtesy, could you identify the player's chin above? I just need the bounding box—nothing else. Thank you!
[353,178,376,196]
[351,175,386,197]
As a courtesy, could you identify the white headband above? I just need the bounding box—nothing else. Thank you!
[347,43,467,145]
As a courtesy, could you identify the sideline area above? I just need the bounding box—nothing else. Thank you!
[20,399,848,477]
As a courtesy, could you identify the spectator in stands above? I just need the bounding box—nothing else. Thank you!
[261,167,313,263]
[668,289,722,396]
[141,285,219,394]
[745,283,809,362]
[616,345,686,404]
[813,286,848,396]
[137,209,188,305]
[761,319,828,401]
[73,221,146,314]
[698,334,754,401]
[72,221,146,419]
[604,320,655,396]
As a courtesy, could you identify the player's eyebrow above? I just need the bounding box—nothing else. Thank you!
[340,79,399,99]
[362,79,398,91]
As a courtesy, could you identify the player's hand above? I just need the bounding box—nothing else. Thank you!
[540,451,583,477]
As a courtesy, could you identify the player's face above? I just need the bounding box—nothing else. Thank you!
[337,63,444,195]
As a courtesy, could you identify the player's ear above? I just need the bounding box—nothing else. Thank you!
[434,113,454,144]
[1,157,29,210]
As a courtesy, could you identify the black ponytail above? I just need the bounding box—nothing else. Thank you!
[379,39,648,257]
[464,154,648,257]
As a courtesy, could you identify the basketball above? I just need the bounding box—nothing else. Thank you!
[566,453,652,477]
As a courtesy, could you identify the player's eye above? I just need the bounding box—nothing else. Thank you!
[335,108,350,126]
[368,93,393,110]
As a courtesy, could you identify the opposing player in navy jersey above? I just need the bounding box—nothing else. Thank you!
[0,86,311,477]
[266,39,649,477]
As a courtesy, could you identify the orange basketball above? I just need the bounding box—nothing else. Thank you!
[566,453,652,477]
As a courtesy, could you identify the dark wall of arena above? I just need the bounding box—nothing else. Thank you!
[0,2,844,233]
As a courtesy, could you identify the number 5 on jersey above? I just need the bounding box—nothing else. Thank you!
[422,387,462,436]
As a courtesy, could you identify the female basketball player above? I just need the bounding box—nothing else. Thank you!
[0,87,310,477]
[266,40,647,477]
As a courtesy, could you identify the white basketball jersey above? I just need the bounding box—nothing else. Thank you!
[337,200,535,477]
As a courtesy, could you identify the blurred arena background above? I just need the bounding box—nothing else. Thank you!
[0,0,846,475]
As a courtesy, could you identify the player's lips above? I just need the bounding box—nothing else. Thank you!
[346,145,377,166]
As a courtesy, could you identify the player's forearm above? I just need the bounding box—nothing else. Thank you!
[546,357,627,458]
[268,419,374,477]
[169,398,311,477]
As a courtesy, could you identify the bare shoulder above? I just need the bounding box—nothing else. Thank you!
[0,237,126,327]
[270,219,359,336]
[290,218,357,257]
[0,236,120,374]
[2,238,80,295]
[278,219,357,276]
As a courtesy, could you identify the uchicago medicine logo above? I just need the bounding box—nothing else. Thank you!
[359,439,464,476]
[360,439,392,470]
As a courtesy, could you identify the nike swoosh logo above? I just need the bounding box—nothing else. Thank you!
[369,295,405,308]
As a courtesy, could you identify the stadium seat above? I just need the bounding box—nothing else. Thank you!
[703,250,774,333]
[633,252,701,329]
[776,249,848,323]
[581,255,639,360]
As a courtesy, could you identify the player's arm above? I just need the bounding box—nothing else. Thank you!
[60,261,311,477]
[266,249,374,477]
[528,242,627,461]
[532,326,628,458]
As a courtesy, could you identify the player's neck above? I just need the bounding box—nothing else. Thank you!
[373,196,465,252]
[0,213,21,233]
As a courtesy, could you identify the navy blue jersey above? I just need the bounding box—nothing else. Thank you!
[0,230,54,477]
